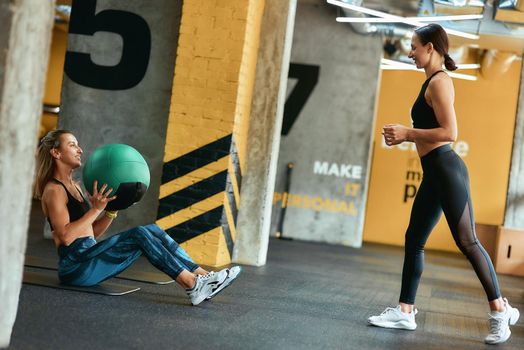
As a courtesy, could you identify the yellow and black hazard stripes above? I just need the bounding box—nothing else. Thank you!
[156,134,242,265]
[160,135,232,185]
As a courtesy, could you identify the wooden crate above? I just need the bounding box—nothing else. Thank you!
[475,223,498,262]
[494,227,524,277]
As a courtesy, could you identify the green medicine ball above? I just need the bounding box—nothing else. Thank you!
[82,144,150,211]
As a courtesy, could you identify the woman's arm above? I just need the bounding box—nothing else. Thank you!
[92,212,117,239]
[75,182,116,239]
[383,77,457,145]
[87,181,117,239]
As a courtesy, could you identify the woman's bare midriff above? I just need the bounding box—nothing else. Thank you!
[415,140,452,157]
[52,232,95,248]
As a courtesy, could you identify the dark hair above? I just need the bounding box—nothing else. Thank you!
[415,23,457,71]
[34,129,73,199]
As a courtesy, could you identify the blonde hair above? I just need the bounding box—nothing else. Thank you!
[34,129,72,199]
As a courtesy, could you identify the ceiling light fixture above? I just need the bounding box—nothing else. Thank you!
[380,59,478,80]
[336,14,483,23]
[327,0,479,40]
[381,59,480,70]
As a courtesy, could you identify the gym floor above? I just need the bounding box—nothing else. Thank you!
[9,201,524,349]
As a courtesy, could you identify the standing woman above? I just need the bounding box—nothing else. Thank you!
[367,24,519,344]
[34,129,241,306]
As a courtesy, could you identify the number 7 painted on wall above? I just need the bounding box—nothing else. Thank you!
[282,63,320,135]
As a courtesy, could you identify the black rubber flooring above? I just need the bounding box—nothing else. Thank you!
[8,201,524,349]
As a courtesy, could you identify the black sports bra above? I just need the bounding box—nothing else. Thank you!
[47,179,91,231]
[411,70,444,129]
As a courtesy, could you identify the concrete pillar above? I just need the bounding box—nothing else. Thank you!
[58,0,182,233]
[505,59,524,229]
[233,0,297,266]
[0,0,55,347]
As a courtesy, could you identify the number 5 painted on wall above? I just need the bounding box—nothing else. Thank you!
[64,0,151,90]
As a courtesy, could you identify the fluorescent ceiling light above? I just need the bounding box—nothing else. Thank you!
[327,0,479,40]
[381,59,480,70]
[381,58,418,68]
[380,65,478,81]
[454,63,481,69]
[380,59,478,80]
[336,14,483,23]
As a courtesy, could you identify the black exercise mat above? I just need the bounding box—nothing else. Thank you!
[24,255,174,285]
[23,271,140,296]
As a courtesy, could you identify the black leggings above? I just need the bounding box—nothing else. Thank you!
[400,144,501,304]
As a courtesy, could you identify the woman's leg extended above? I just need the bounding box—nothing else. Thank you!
[58,235,142,286]
[60,226,196,286]
[142,224,200,273]
[436,153,521,345]
[399,178,442,307]
[368,181,440,331]
[438,153,501,302]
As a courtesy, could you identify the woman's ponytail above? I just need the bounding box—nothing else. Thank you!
[444,53,457,71]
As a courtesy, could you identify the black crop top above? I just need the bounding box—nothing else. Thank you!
[411,70,444,129]
[47,179,91,231]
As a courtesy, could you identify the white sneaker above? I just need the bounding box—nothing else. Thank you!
[368,306,417,330]
[205,266,242,300]
[485,298,520,344]
[186,271,228,306]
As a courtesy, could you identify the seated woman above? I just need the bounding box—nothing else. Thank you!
[34,129,240,306]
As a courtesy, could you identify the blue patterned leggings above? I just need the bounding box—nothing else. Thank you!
[57,224,199,286]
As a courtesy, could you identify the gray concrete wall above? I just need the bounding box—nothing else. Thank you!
[0,0,55,347]
[0,2,12,100]
[233,0,297,266]
[59,0,182,234]
[505,59,524,229]
[270,0,382,246]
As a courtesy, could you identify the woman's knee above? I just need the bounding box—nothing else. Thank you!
[127,226,153,241]
[141,223,164,233]
[145,225,176,243]
[404,231,424,252]
[455,238,479,256]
